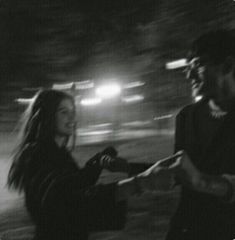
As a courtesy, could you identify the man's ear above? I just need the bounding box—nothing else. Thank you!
[222,56,234,75]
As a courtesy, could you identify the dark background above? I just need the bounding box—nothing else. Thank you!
[0,2,235,239]
[0,0,234,126]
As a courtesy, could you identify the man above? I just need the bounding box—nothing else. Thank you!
[166,29,235,240]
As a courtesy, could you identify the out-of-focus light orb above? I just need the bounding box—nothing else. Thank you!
[194,95,203,102]
[96,83,121,99]
[122,95,144,103]
[166,59,188,69]
[80,98,102,106]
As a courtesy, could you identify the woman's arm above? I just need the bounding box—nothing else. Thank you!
[116,153,181,201]
[38,153,179,232]
[116,175,149,201]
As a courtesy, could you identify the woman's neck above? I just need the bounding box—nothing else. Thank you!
[54,135,67,148]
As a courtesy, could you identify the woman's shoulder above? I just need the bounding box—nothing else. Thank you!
[20,142,48,162]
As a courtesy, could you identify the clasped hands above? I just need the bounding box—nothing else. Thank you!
[93,146,202,192]
[137,150,202,192]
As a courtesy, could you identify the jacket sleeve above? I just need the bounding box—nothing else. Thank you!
[81,153,103,185]
[128,162,152,176]
[86,183,127,231]
[174,109,186,153]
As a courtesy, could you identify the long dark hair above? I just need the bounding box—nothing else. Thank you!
[7,89,76,191]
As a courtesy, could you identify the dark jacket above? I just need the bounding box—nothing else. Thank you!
[22,141,127,240]
[166,100,235,240]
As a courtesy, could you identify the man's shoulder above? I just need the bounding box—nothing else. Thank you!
[177,99,207,117]
[176,103,195,118]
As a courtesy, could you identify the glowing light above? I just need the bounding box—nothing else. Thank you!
[124,81,145,89]
[166,59,188,69]
[16,98,34,104]
[80,98,102,106]
[122,95,144,103]
[77,129,113,136]
[122,120,151,127]
[53,81,94,90]
[195,95,203,102]
[52,82,74,90]
[154,114,173,120]
[75,80,94,89]
[90,123,112,128]
[96,84,121,99]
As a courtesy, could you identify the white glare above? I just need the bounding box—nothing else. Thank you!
[154,114,173,120]
[52,82,74,90]
[80,98,102,106]
[122,95,144,103]
[16,98,34,104]
[78,130,113,136]
[124,81,145,89]
[166,59,188,69]
[195,95,203,102]
[96,84,121,99]
[75,81,94,89]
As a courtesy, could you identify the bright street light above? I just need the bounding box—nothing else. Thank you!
[166,59,188,69]
[95,83,121,99]
[80,97,102,106]
[15,98,34,104]
[194,95,203,102]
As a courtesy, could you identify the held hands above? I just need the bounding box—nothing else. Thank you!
[136,152,183,192]
[98,147,203,192]
[135,150,202,192]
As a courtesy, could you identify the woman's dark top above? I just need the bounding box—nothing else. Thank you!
[22,141,127,240]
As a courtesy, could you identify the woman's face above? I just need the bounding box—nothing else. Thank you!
[55,98,76,137]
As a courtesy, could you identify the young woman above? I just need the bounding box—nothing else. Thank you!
[8,89,176,240]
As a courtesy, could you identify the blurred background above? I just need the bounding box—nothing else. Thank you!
[1,0,234,137]
[0,0,234,239]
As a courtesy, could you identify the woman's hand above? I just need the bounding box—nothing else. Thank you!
[137,152,182,192]
[100,155,129,172]
[100,146,129,172]
[116,152,182,200]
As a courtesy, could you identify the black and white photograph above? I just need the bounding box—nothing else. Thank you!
[0,0,235,239]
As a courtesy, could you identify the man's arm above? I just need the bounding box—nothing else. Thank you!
[175,151,234,201]
[192,173,233,200]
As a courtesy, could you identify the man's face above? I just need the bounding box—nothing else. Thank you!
[185,57,206,98]
[185,55,235,108]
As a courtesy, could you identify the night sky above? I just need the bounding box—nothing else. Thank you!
[0,0,234,111]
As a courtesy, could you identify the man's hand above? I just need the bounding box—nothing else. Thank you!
[173,150,201,188]
[137,152,182,192]
[174,150,233,199]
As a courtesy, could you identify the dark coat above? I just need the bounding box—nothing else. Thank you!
[22,141,127,240]
[166,100,235,240]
